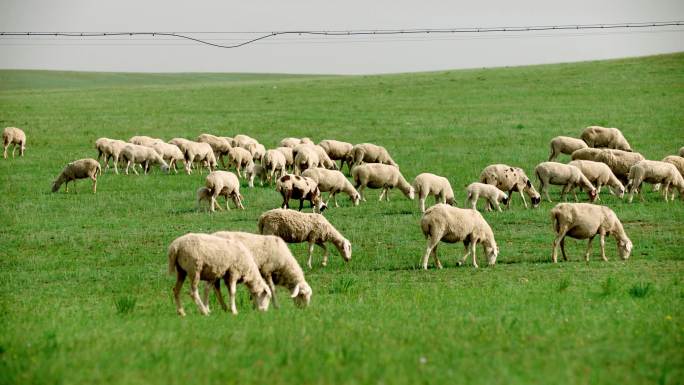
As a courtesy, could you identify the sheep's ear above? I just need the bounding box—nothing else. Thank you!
[526,180,532,188]
[291,284,300,298]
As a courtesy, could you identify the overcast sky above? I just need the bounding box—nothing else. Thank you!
[0,0,682,74]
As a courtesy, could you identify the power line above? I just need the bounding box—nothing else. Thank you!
[1,21,682,49]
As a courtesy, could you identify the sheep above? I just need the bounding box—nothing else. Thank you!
[627,160,684,202]
[258,208,352,269]
[94,138,127,174]
[351,163,415,202]
[245,163,268,188]
[548,136,588,161]
[120,143,169,175]
[204,170,245,212]
[662,155,684,178]
[534,162,598,203]
[227,146,254,178]
[420,204,498,270]
[580,126,632,151]
[479,164,541,208]
[2,127,26,159]
[183,141,217,175]
[568,159,625,199]
[302,168,361,207]
[465,182,509,212]
[318,139,353,171]
[550,203,632,263]
[252,143,266,163]
[232,134,259,149]
[262,149,287,184]
[211,231,313,308]
[279,137,313,148]
[351,143,398,168]
[293,144,337,170]
[275,174,327,213]
[51,158,101,193]
[167,233,271,316]
[571,148,645,183]
[412,173,456,213]
[196,134,232,168]
[150,142,185,174]
[680,147,684,157]
[168,138,194,169]
[293,146,321,175]
[275,146,294,171]
[129,135,163,147]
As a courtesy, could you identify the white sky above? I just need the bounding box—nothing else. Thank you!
[0,0,682,74]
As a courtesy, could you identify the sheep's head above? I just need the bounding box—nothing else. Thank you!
[352,192,361,206]
[160,161,170,173]
[407,186,415,200]
[445,196,455,206]
[341,239,352,262]
[51,180,61,192]
[588,189,598,202]
[618,239,633,260]
[290,282,313,308]
[252,284,271,312]
[485,243,499,266]
[501,193,510,206]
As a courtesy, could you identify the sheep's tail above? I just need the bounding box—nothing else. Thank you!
[167,241,179,276]
[351,166,360,186]
[550,207,561,233]
[96,163,102,177]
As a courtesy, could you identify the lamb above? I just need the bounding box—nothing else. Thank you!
[211,231,313,308]
[580,126,632,151]
[196,134,232,168]
[412,173,456,213]
[120,143,169,175]
[465,182,509,212]
[150,142,185,174]
[51,158,101,193]
[129,135,163,147]
[204,170,245,212]
[479,164,541,208]
[534,162,598,202]
[627,160,684,202]
[167,233,271,316]
[351,143,398,168]
[227,146,254,178]
[275,146,294,171]
[258,208,352,269]
[548,136,588,161]
[420,204,498,270]
[262,149,287,184]
[279,137,313,148]
[2,127,26,159]
[275,174,327,213]
[318,139,354,172]
[568,160,625,199]
[351,163,415,202]
[302,168,361,207]
[571,148,645,183]
[245,163,268,188]
[183,141,217,175]
[550,203,632,263]
[94,138,127,174]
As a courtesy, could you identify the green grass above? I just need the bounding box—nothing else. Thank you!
[1,53,683,385]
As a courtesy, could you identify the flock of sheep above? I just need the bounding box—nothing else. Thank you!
[3,125,683,316]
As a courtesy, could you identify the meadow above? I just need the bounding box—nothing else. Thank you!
[0,53,683,385]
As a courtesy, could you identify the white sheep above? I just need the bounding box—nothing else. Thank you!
[275,174,327,212]
[275,146,294,171]
[293,146,321,175]
[420,204,498,270]
[120,143,169,175]
[351,143,398,168]
[232,134,259,149]
[129,135,164,147]
[51,158,101,193]
[279,137,313,148]
[465,182,509,212]
[580,126,632,151]
[479,164,541,208]
[227,147,254,178]
[293,144,336,170]
[197,134,232,168]
[318,139,354,172]
[245,163,268,188]
[94,138,127,174]
[680,147,684,157]
[568,159,625,199]
[351,163,415,202]
[571,148,645,183]
[183,141,217,175]
[662,155,684,178]
[550,203,632,262]
[204,170,245,211]
[548,136,588,161]
[150,142,185,174]
[252,143,266,163]
[534,162,598,202]
[263,149,287,184]
[211,231,313,308]
[627,160,684,202]
[258,208,352,269]
[412,173,456,213]
[302,168,361,207]
[2,127,26,159]
[167,233,271,316]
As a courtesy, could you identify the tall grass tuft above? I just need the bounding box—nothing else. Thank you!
[115,296,137,315]
[628,283,652,298]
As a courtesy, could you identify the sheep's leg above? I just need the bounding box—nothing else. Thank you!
[189,271,209,315]
[430,246,443,269]
[552,226,569,263]
[307,242,315,269]
[519,191,529,208]
[113,156,119,174]
[20,142,25,156]
[333,192,340,208]
[211,280,228,312]
[318,242,329,267]
[599,233,608,262]
[266,275,279,309]
[227,274,238,315]
[236,165,242,179]
[420,197,426,213]
[2,143,7,159]
[470,241,479,268]
[542,183,552,202]
[173,269,187,317]
[64,180,69,193]
[385,188,391,202]
[91,174,97,193]
[421,236,440,270]
[584,236,595,262]
[458,242,472,267]
[358,185,367,202]
[378,188,386,201]
[560,237,568,261]
[11,144,16,158]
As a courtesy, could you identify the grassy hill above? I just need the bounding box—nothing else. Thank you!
[0,53,683,385]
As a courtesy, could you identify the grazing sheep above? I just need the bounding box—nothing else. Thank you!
[351,163,415,202]
[276,174,327,213]
[227,146,254,178]
[232,134,259,149]
[319,139,354,172]
[95,138,127,174]
[627,160,684,202]
[580,126,632,151]
[479,164,541,208]
[571,148,646,183]
[279,137,313,148]
[150,142,185,174]
[197,134,232,168]
[465,182,509,212]
[184,141,217,175]
[3,127,26,159]
[550,203,632,262]
[412,173,456,213]
[275,146,294,171]
[534,162,598,202]
[263,149,287,184]
[293,144,336,170]
[129,135,163,147]
[420,204,498,270]
[568,160,625,199]
[302,168,361,207]
[351,143,398,168]
[252,143,266,163]
[167,233,271,316]
[168,137,193,153]
[211,231,313,308]
[196,187,216,210]
[548,136,588,161]
[662,155,684,178]
[245,163,268,188]
[120,144,169,175]
[51,158,101,193]
[293,146,321,175]
[204,170,244,212]
[258,208,352,269]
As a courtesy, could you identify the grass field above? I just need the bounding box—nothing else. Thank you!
[1,53,683,385]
